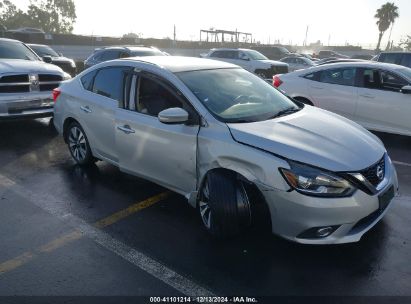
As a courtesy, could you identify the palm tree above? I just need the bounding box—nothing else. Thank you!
[375,2,399,51]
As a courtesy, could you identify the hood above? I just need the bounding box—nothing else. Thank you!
[51,57,75,64]
[0,59,64,75]
[228,106,385,172]
[259,59,288,67]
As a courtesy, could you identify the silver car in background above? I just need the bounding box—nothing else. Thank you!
[53,56,398,244]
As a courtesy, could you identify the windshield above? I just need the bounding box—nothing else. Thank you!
[178,68,299,123]
[29,45,59,57]
[0,40,40,61]
[130,50,165,57]
[244,50,268,60]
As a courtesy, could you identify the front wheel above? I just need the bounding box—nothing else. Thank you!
[67,122,95,166]
[198,171,251,238]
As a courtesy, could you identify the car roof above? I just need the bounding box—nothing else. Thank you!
[123,56,239,72]
[379,51,411,54]
[0,38,23,43]
[97,46,156,52]
[210,48,254,52]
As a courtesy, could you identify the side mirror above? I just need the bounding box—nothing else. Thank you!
[58,52,63,57]
[42,56,52,63]
[158,107,189,124]
[401,85,411,94]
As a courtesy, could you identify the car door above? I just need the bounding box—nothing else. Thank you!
[356,68,411,135]
[237,51,253,72]
[81,66,132,163]
[307,67,357,119]
[115,71,200,194]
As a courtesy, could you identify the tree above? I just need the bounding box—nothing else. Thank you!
[0,0,76,33]
[400,35,411,51]
[375,2,399,51]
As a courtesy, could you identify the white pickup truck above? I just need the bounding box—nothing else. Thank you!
[0,38,70,119]
[202,48,289,79]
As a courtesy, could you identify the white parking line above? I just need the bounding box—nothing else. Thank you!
[0,173,216,297]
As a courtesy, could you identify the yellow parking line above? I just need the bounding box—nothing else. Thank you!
[94,192,170,229]
[0,191,170,275]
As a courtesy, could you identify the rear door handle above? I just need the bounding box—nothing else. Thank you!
[117,125,135,134]
[311,86,324,90]
[80,105,92,113]
[359,94,375,99]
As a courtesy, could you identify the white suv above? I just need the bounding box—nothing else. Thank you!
[203,48,288,79]
[54,56,398,244]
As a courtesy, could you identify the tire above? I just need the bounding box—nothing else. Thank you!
[198,171,251,238]
[66,122,95,166]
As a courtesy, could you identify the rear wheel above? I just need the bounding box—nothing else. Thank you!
[198,171,251,238]
[67,122,95,166]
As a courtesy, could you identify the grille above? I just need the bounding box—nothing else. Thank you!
[38,74,63,82]
[0,85,30,93]
[40,84,59,91]
[0,74,29,83]
[0,73,62,93]
[271,65,289,75]
[360,156,385,187]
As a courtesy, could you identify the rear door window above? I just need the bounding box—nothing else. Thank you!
[319,68,356,86]
[92,66,132,102]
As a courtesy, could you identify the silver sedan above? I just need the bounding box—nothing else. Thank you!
[53,56,398,244]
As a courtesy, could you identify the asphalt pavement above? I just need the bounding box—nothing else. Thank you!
[0,118,410,303]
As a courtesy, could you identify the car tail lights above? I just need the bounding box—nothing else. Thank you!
[273,75,283,88]
[52,88,61,102]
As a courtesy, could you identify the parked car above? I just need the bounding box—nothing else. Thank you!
[280,56,315,71]
[374,52,411,69]
[203,48,288,79]
[53,56,398,244]
[251,46,291,60]
[0,38,70,119]
[316,58,365,65]
[84,46,167,69]
[351,54,374,60]
[273,62,411,136]
[317,50,349,59]
[28,44,77,76]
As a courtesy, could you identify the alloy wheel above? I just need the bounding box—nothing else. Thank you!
[68,126,87,162]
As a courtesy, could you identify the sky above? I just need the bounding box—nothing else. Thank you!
[12,0,411,48]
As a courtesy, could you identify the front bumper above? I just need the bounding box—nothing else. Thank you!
[0,92,54,119]
[260,156,399,244]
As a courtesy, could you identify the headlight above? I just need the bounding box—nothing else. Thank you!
[70,60,76,68]
[63,72,72,80]
[280,161,355,197]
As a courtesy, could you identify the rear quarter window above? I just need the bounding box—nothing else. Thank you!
[81,70,97,91]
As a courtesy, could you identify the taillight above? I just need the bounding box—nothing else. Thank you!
[273,75,283,88]
[52,88,61,102]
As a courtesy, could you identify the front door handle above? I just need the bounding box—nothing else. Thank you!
[80,105,92,113]
[117,125,135,134]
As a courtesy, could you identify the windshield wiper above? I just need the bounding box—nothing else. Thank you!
[270,107,301,119]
